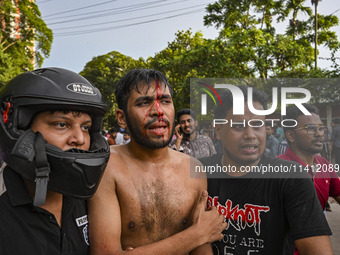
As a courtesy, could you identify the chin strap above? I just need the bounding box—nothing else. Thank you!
[33,132,50,206]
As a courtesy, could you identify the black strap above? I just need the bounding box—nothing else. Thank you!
[33,132,50,206]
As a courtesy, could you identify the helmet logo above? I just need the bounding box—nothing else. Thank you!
[66,83,97,96]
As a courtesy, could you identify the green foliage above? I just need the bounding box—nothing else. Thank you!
[0,0,53,87]
[81,0,340,124]
[203,0,340,78]
[0,45,16,87]
[80,51,146,128]
[148,29,261,111]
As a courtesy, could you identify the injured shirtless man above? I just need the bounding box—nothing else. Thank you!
[89,69,226,255]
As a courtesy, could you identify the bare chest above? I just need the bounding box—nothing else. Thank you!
[117,174,196,245]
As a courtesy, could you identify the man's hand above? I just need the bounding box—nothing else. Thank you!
[174,124,184,151]
[174,124,183,140]
[192,190,227,244]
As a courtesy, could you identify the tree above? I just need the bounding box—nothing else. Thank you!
[0,0,53,86]
[149,29,258,110]
[79,0,340,123]
[284,12,339,74]
[149,29,208,110]
[311,0,321,69]
[80,51,145,128]
[203,0,339,78]
[0,43,17,85]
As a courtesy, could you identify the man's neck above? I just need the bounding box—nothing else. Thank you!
[221,155,261,177]
[290,147,315,166]
[185,131,197,141]
[127,140,170,163]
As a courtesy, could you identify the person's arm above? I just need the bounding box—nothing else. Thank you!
[283,172,333,255]
[328,166,340,204]
[107,137,116,145]
[295,236,333,255]
[190,243,213,255]
[88,168,227,255]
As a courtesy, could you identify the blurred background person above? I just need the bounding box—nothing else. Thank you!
[265,121,279,157]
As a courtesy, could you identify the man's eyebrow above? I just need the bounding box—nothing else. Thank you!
[50,115,72,120]
[82,120,93,125]
[50,114,92,123]
[134,96,153,103]
[135,94,172,103]
[158,94,172,99]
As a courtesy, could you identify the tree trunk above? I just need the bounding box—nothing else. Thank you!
[315,1,318,69]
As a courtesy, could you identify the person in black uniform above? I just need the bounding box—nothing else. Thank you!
[0,68,110,255]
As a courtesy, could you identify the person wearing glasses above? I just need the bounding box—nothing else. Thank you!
[278,103,340,254]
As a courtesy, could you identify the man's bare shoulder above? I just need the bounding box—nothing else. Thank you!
[168,148,206,179]
[168,147,191,162]
[105,145,129,175]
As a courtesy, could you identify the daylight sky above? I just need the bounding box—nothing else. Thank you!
[37,0,340,73]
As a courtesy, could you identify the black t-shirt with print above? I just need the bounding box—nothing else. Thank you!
[201,154,331,255]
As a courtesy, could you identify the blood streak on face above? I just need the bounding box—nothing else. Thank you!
[141,80,166,142]
[155,80,165,143]
[155,80,163,118]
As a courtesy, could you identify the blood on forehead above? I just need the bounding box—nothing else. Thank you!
[133,79,170,96]
[140,80,166,118]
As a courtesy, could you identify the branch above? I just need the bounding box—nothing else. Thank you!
[2,41,18,52]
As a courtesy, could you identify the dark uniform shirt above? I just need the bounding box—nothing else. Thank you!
[0,165,89,255]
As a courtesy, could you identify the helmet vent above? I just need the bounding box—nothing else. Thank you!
[66,148,88,154]
[66,148,107,154]
[35,69,47,75]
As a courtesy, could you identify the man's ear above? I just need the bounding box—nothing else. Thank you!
[116,109,127,129]
[285,130,295,143]
[215,124,222,140]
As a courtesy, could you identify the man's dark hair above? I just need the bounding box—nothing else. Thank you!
[283,103,320,133]
[115,68,173,112]
[177,108,196,123]
[214,85,268,119]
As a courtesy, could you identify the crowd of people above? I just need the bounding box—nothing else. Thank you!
[0,67,339,255]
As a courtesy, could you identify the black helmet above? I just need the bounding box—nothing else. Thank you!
[0,67,110,205]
